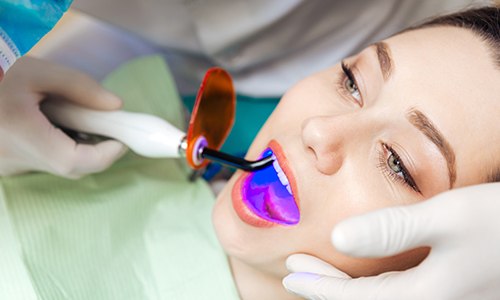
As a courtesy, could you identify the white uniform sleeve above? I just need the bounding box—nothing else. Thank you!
[40,0,490,96]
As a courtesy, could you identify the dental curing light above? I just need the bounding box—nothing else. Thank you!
[41,67,273,172]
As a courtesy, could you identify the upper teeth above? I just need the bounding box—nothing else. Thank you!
[272,155,292,195]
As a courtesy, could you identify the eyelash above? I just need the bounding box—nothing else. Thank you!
[337,61,363,107]
[377,143,421,194]
[338,62,419,194]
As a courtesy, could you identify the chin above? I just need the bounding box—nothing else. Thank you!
[211,173,289,273]
[212,174,249,257]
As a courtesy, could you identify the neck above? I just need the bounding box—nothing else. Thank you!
[229,256,301,300]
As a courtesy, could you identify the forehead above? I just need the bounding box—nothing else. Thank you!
[381,27,500,185]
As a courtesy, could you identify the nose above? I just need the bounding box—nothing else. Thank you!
[301,115,353,175]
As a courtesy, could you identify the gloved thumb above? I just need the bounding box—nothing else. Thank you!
[67,140,128,177]
[331,200,441,258]
[286,254,351,278]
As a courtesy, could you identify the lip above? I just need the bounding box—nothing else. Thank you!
[231,140,300,228]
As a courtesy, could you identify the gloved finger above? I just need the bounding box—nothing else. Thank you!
[286,254,351,278]
[283,269,419,300]
[61,140,128,178]
[21,57,122,110]
[15,110,125,178]
[39,124,127,178]
[331,200,442,258]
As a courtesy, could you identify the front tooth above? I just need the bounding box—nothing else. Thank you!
[278,172,288,185]
[286,185,292,195]
[273,159,290,186]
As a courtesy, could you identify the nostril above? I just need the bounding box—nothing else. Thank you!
[301,116,344,175]
[306,146,317,160]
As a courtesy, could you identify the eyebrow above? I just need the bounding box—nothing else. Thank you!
[407,109,457,188]
[372,42,456,187]
[373,42,393,80]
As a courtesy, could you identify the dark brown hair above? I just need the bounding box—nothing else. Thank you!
[410,6,500,183]
[409,5,500,69]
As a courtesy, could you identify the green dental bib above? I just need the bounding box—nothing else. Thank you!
[0,56,239,300]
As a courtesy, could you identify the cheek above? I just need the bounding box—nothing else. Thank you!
[256,77,334,135]
[299,170,428,277]
[300,196,429,278]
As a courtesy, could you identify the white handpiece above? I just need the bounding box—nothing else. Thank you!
[41,101,186,158]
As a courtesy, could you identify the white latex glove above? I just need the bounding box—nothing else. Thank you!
[283,183,500,300]
[0,56,127,178]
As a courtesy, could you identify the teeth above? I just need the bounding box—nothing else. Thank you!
[272,156,292,195]
[278,173,288,186]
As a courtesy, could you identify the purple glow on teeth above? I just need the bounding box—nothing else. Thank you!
[241,148,300,225]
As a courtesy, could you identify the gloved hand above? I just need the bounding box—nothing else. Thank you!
[0,56,126,178]
[283,183,500,300]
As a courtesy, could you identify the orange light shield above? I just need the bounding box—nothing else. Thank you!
[185,68,236,169]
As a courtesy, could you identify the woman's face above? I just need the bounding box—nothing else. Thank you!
[212,26,500,279]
